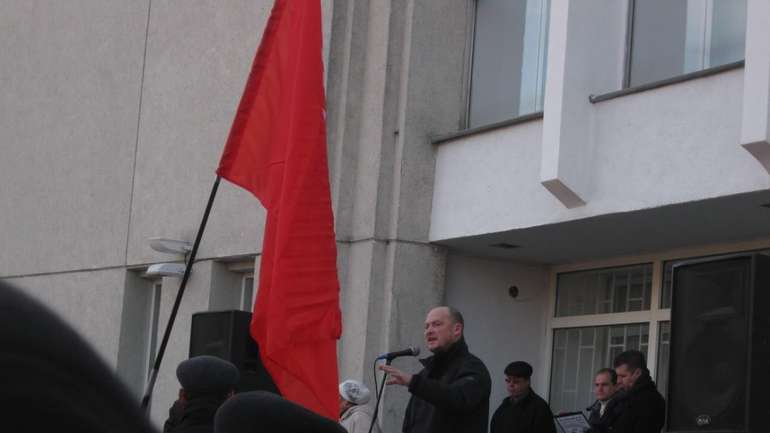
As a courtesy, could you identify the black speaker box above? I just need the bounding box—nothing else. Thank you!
[190,310,279,394]
[668,254,770,432]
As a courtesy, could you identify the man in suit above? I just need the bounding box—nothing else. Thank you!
[586,368,624,433]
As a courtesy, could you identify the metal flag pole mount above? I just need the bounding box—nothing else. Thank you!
[140,176,222,414]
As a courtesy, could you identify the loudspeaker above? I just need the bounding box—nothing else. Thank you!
[190,310,279,394]
[668,254,770,432]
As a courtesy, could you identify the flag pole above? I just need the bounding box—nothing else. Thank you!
[140,176,222,413]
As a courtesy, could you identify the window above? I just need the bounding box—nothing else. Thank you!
[656,321,671,398]
[145,280,162,382]
[468,0,550,127]
[210,260,256,312]
[240,274,255,312]
[549,247,770,416]
[117,271,163,403]
[556,264,652,317]
[627,0,747,87]
[550,323,649,413]
[549,263,669,414]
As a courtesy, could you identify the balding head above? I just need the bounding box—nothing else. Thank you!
[424,306,464,353]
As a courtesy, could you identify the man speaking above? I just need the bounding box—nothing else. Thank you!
[380,306,491,433]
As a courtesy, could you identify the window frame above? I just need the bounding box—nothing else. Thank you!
[622,0,747,90]
[465,0,551,129]
[240,273,255,312]
[145,279,162,383]
[225,259,257,312]
[545,261,669,412]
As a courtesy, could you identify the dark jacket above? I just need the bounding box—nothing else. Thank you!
[586,392,625,433]
[490,389,556,433]
[164,399,185,432]
[171,395,228,433]
[611,374,665,433]
[403,338,491,433]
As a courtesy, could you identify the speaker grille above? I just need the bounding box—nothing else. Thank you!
[669,257,750,431]
[189,311,278,394]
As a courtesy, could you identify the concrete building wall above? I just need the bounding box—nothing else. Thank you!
[5,269,128,368]
[0,0,461,429]
[325,1,471,430]
[432,69,770,242]
[444,254,550,415]
[0,1,147,276]
[125,0,270,266]
[3,0,770,431]
[0,0,315,428]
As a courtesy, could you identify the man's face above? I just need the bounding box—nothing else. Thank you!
[593,372,617,401]
[615,364,641,391]
[505,376,529,399]
[424,307,461,353]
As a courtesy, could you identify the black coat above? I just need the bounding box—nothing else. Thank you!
[170,396,227,433]
[489,390,556,433]
[611,375,665,433]
[586,392,625,433]
[403,338,492,433]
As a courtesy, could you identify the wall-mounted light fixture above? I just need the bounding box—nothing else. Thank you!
[146,263,186,278]
[148,237,192,255]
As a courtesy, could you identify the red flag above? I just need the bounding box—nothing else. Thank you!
[216,0,341,420]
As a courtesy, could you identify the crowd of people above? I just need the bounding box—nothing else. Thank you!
[3,279,666,433]
[159,305,666,433]
[162,305,666,433]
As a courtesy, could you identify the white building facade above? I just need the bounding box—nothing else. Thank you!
[2,1,769,431]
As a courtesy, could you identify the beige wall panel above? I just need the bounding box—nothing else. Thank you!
[0,1,150,275]
[4,269,128,368]
[125,0,273,265]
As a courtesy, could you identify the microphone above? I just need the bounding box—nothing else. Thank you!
[376,346,420,361]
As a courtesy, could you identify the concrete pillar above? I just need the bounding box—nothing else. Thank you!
[540,0,628,208]
[740,0,770,172]
[326,0,470,430]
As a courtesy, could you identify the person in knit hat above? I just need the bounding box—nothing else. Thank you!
[338,380,378,433]
[170,355,240,433]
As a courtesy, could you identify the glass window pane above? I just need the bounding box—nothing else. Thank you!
[556,264,653,317]
[147,281,162,380]
[657,321,671,398]
[469,0,550,127]
[662,261,674,309]
[709,0,747,67]
[629,0,746,87]
[242,276,255,311]
[550,324,650,414]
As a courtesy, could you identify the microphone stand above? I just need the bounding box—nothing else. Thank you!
[368,358,391,433]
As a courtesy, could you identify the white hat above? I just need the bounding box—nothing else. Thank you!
[339,379,371,405]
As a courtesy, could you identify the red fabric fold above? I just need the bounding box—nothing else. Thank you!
[216,0,341,420]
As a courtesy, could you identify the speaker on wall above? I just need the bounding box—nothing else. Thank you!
[190,310,279,394]
[668,253,770,432]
